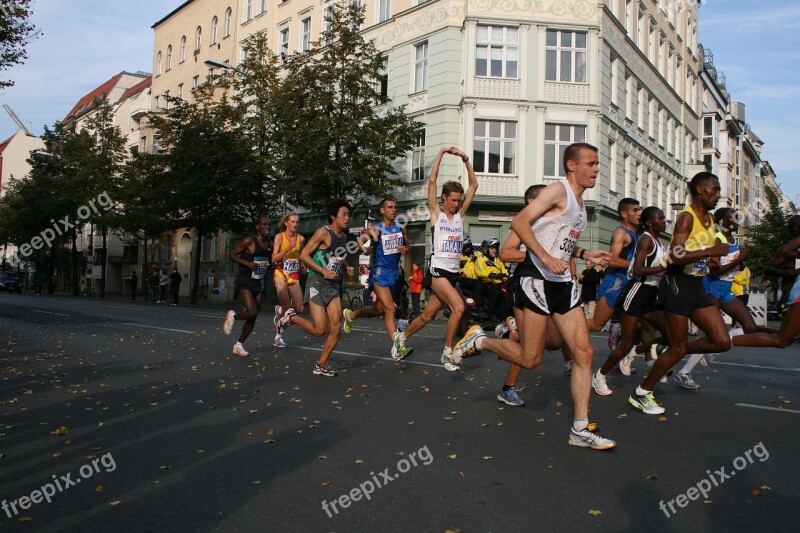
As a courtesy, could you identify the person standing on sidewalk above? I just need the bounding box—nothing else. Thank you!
[221,216,273,357]
[169,268,182,306]
[130,271,137,301]
[409,262,424,318]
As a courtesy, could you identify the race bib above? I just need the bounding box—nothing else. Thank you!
[553,229,580,261]
[440,236,462,258]
[381,231,403,255]
[251,256,269,279]
[283,258,300,274]
[328,256,345,274]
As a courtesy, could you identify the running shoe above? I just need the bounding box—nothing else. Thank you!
[592,370,613,396]
[313,362,337,377]
[568,427,617,450]
[396,319,409,332]
[608,322,622,350]
[391,331,404,359]
[494,323,509,339]
[441,350,460,372]
[273,305,283,326]
[564,360,573,376]
[673,372,700,390]
[619,347,637,376]
[394,345,414,361]
[497,387,525,407]
[701,353,718,366]
[222,310,236,335]
[276,308,296,335]
[628,390,665,415]
[453,325,486,364]
[505,316,517,333]
[232,342,249,357]
[273,335,287,348]
[342,308,354,334]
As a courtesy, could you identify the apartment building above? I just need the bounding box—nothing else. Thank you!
[147,0,706,300]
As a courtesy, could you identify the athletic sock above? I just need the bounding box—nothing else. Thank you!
[502,385,513,391]
[573,418,589,431]
[680,353,705,375]
[475,335,485,350]
[636,386,651,396]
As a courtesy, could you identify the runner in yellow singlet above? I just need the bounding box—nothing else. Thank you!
[272,212,306,348]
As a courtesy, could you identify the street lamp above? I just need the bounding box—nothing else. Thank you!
[203,58,230,70]
[670,202,685,212]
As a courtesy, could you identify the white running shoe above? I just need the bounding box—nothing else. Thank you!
[233,342,249,357]
[628,390,665,415]
[222,310,236,335]
[453,325,486,364]
[441,349,460,372]
[619,347,637,376]
[592,370,613,396]
[729,327,744,339]
[276,308,296,335]
[568,427,617,450]
[673,372,700,390]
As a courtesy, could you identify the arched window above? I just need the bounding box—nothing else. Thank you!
[224,8,232,36]
[211,16,218,44]
[180,36,186,62]
[156,51,162,75]
[166,45,173,70]
[194,26,202,51]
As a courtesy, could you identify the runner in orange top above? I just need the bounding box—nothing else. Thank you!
[272,212,305,348]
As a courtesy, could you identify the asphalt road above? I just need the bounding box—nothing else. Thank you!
[1,294,798,532]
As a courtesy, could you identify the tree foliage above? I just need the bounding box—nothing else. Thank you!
[744,185,792,279]
[0,0,38,89]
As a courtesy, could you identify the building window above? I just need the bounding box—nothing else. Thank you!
[244,0,253,22]
[260,0,267,14]
[166,45,173,70]
[625,0,635,34]
[474,120,516,175]
[624,72,633,119]
[201,235,219,262]
[623,154,631,197]
[225,8,232,36]
[378,57,388,98]
[211,16,218,44]
[194,27,202,51]
[156,52,162,76]
[378,0,390,23]
[301,17,311,53]
[180,36,187,62]
[414,41,428,92]
[324,5,335,45]
[241,46,248,63]
[609,140,618,192]
[637,4,646,50]
[545,30,586,83]
[610,55,619,107]
[476,25,518,79]
[192,75,199,89]
[544,123,585,178]
[637,88,645,130]
[648,98,656,138]
[411,128,426,181]
[702,115,716,150]
[280,28,289,64]
[163,90,170,110]
[177,83,184,100]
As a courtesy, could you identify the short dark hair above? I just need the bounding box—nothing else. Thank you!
[442,180,464,197]
[326,199,351,223]
[688,171,718,199]
[617,198,640,217]
[638,206,663,235]
[524,184,546,203]
[563,142,598,174]
[714,207,735,224]
[379,197,396,209]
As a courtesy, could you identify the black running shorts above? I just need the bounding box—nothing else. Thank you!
[617,280,659,317]
[657,274,717,317]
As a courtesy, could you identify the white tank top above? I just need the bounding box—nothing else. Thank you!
[627,232,665,287]
[527,179,586,282]
[430,211,463,273]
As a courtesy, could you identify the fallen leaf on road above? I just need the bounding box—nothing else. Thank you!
[752,488,761,496]
[95,485,104,492]
[703,499,713,505]
[160,465,171,470]
[448,454,457,460]
[588,509,602,516]
[52,426,69,436]
[321,481,331,487]
[318,455,327,460]
[110,500,121,506]
[658,416,667,422]
[647,474,658,480]
[355,459,363,464]
[483,456,493,460]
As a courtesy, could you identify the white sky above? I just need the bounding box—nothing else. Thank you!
[1,0,797,203]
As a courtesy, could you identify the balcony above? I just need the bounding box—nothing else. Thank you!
[473,77,520,100]
[477,174,519,197]
[542,82,590,105]
[130,107,148,119]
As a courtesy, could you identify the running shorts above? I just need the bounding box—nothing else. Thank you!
[597,273,627,309]
[617,280,659,317]
[702,276,736,305]
[657,274,717,317]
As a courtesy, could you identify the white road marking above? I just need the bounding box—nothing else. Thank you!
[713,361,800,373]
[299,346,445,368]
[31,310,71,317]
[120,323,196,334]
[192,313,225,319]
[735,403,800,415]
[349,326,442,339]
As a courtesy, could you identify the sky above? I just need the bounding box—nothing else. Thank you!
[0,0,797,203]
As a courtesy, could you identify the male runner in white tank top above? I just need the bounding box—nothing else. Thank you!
[452,143,618,450]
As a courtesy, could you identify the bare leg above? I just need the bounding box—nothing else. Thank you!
[586,297,615,332]
[402,294,442,340]
[429,277,465,349]
[235,290,262,343]
[599,313,640,375]
[733,303,800,348]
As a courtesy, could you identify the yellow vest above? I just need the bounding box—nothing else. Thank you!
[672,206,716,277]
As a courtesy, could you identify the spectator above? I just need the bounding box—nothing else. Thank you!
[148,264,159,303]
[409,261,424,317]
[170,268,182,306]
[459,237,483,313]
[731,265,751,307]
[130,271,137,301]
[579,260,600,319]
[475,238,509,322]
[394,265,410,320]
[159,269,168,303]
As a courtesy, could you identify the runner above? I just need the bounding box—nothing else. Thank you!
[221,216,273,357]
[342,197,413,360]
[586,198,642,352]
[592,206,668,396]
[272,211,306,348]
[393,146,478,371]
[275,199,354,377]
[628,172,732,414]
[452,143,617,450]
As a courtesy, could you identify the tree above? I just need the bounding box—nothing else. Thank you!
[0,0,38,89]
[278,3,421,211]
[744,185,792,279]
[148,83,251,303]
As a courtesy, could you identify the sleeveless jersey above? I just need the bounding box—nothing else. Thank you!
[606,226,638,277]
[627,232,665,287]
[308,226,348,286]
[372,222,403,271]
[430,212,463,273]
[277,231,302,276]
[527,179,587,283]
[714,231,741,282]
[667,206,716,277]
[239,235,271,280]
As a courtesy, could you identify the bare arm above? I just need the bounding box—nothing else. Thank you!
[300,227,337,280]
[631,234,665,277]
[426,148,449,222]
[499,229,526,264]
[510,183,568,275]
[764,235,800,276]
[666,212,729,266]
[230,237,256,270]
[607,228,633,269]
[447,146,478,214]
[400,225,410,255]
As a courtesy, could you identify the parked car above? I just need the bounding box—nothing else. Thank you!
[0,272,22,294]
